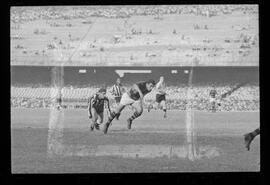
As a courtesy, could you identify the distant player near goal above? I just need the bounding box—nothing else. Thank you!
[147,76,167,118]
[103,79,156,134]
[88,88,111,131]
[110,78,124,120]
[56,89,63,110]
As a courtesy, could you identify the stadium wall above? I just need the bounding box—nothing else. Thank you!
[11,66,259,87]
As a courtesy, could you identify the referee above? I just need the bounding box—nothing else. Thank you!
[111,78,124,120]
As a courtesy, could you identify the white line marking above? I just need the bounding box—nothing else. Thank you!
[58,144,220,159]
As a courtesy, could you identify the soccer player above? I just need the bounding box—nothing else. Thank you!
[110,78,124,120]
[88,88,111,131]
[209,85,217,112]
[147,76,167,118]
[56,88,63,110]
[103,79,156,134]
[244,128,260,151]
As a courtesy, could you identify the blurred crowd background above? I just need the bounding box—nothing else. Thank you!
[11,5,258,67]
[11,5,257,23]
[10,5,259,112]
[11,83,259,111]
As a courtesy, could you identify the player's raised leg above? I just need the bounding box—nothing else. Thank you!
[103,104,125,134]
[127,100,143,129]
[244,128,260,151]
[103,92,133,134]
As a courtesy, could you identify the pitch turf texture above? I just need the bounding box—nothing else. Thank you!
[11,108,260,173]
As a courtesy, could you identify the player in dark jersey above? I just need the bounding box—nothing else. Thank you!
[103,79,156,134]
[209,86,218,112]
[88,88,111,131]
[110,78,125,120]
[244,128,260,151]
[56,89,63,110]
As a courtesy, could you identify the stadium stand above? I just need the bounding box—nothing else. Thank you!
[11,5,257,23]
[11,66,259,111]
[11,84,259,111]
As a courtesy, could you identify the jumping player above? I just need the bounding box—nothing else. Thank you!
[244,128,260,151]
[103,79,156,134]
[147,76,167,118]
[88,88,111,131]
[110,78,124,120]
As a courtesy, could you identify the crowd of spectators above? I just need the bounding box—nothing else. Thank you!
[11,5,257,23]
[10,5,258,66]
[11,83,259,111]
[11,97,51,108]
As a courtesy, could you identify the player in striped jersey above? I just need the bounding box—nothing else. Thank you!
[147,76,167,118]
[103,79,156,134]
[110,78,124,120]
[88,88,111,131]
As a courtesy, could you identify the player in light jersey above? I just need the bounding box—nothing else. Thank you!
[103,79,156,134]
[147,76,167,118]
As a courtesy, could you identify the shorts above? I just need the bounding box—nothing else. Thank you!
[91,108,104,123]
[156,94,166,103]
[120,92,138,106]
[92,105,104,114]
[115,96,121,103]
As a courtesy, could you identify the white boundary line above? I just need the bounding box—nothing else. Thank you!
[60,144,220,159]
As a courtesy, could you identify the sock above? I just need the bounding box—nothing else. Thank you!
[251,128,260,137]
[129,112,140,121]
[116,113,121,119]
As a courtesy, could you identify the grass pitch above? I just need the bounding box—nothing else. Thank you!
[11,108,260,173]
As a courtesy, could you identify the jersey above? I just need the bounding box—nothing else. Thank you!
[111,84,123,98]
[155,80,166,95]
[209,89,217,98]
[88,94,109,113]
[129,81,152,100]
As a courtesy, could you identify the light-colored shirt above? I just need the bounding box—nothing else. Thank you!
[155,80,166,95]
